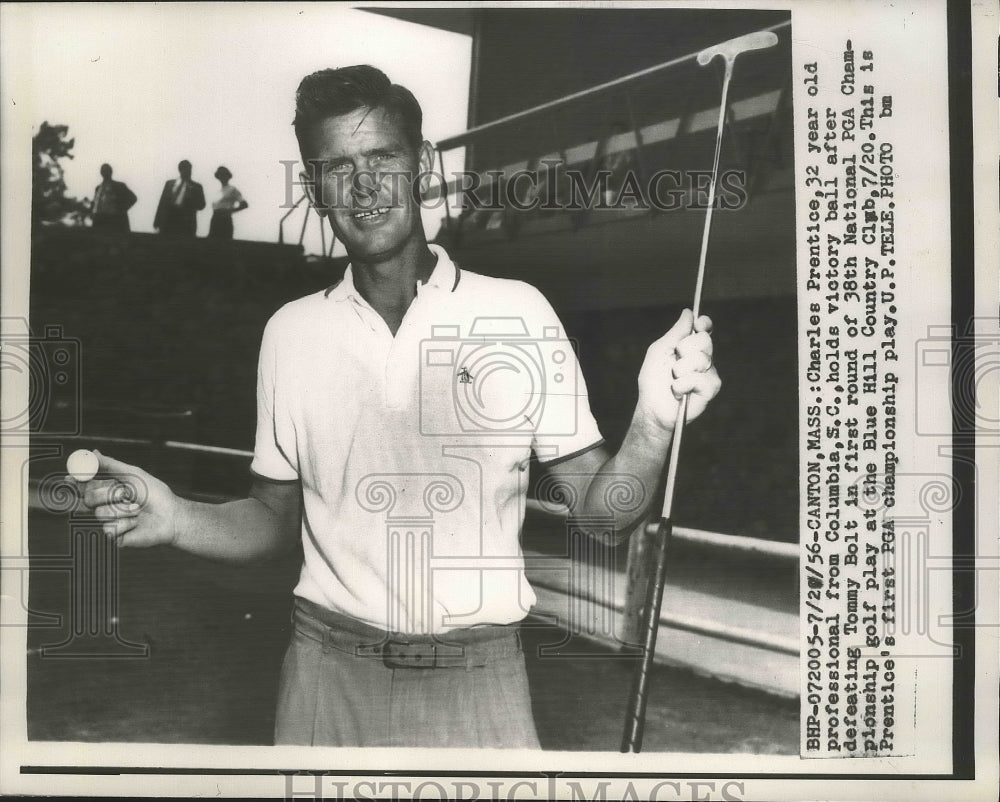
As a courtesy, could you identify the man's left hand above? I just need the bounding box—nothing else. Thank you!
[637,308,721,434]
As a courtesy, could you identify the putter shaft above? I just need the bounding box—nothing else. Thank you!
[620,27,779,754]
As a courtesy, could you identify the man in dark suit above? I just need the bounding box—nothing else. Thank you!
[91,163,138,232]
[154,160,206,235]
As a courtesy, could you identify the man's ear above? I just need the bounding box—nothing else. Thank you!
[418,140,436,197]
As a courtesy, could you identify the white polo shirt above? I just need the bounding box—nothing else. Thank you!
[251,245,603,634]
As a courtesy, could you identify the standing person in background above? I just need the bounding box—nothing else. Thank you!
[208,166,248,240]
[91,163,137,232]
[154,160,206,236]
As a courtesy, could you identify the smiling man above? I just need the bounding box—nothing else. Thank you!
[75,65,720,749]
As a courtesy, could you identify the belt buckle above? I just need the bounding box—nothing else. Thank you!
[382,639,437,669]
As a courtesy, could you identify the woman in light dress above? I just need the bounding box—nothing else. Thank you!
[208,166,248,239]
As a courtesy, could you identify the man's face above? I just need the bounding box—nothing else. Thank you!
[302,106,431,263]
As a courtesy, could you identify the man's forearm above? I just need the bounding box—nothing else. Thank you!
[580,406,674,543]
[173,496,297,564]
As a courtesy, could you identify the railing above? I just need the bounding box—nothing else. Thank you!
[277,193,309,246]
[278,193,337,257]
[438,20,790,151]
[431,20,793,244]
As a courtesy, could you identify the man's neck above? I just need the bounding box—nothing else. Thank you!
[351,239,438,333]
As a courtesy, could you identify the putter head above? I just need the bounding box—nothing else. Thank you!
[697,30,779,67]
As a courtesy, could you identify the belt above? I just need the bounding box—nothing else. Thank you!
[292,598,523,670]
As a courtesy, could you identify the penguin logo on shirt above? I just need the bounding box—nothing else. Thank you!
[457,367,474,384]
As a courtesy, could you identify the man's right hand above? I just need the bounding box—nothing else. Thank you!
[72,451,182,548]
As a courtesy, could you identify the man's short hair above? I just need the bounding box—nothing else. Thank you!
[293,65,424,154]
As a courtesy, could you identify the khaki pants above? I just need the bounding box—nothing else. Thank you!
[274,598,541,748]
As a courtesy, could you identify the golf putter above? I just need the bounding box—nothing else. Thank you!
[620,29,779,754]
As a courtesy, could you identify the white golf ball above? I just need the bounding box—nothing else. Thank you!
[67,449,99,482]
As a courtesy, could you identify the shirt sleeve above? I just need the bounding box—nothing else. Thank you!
[521,284,604,463]
[250,314,300,482]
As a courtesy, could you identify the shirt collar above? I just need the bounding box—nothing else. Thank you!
[324,244,460,302]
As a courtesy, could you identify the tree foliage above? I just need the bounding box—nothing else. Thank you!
[32,121,90,228]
